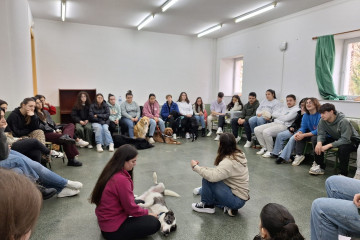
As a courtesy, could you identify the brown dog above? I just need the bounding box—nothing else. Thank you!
[153,128,181,145]
[134,117,150,139]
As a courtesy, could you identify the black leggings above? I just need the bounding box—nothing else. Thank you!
[101,215,160,240]
[11,138,50,163]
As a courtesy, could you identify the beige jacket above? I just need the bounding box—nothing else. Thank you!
[193,152,249,200]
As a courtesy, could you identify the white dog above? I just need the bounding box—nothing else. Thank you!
[136,172,180,236]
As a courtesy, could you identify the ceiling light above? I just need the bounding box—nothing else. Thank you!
[235,1,277,23]
[61,1,66,22]
[137,14,155,30]
[197,24,222,38]
[162,0,179,12]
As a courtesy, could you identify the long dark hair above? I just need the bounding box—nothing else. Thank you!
[33,98,47,122]
[73,91,91,110]
[227,95,243,111]
[193,97,203,113]
[178,92,190,104]
[266,89,276,99]
[20,98,36,125]
[214,133,242,166]
[90,144,138,206]
[260,203,304,240]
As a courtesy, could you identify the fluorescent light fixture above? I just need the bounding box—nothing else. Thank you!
[137,14,155,30]
[61,1,66,22]
[235,1,277,23]
[197,24,222,38]
[162,0,178,12]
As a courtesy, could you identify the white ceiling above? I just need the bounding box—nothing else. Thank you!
[28,0,335,38]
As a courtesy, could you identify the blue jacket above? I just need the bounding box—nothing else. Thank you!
[298,112,321,135]
[161,102,179,120]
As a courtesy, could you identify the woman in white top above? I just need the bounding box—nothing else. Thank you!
[176,92,198,141]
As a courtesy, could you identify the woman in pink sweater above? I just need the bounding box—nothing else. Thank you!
[90,144,160,240]
[142,93,165,144]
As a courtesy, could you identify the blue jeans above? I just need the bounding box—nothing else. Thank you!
[120,118,138,138]
[1,150,67,192]
[311,176,360,239]
[248,116,268,133]
[201,178,246,210]
[272,130,292,155]
[92,123,113,146]
[149,118,165,136]
[279,135,296,161]
[195,115,205,128]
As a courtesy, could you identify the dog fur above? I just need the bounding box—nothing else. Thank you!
[136,172,180,236]
[134,117,150,139]
[153,127,181,145]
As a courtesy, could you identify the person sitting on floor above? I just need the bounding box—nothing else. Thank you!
[143,93,165,144]
[231,92,259,145]
[207,92,226,141]
[311,175,360,240]
[90,144,160,240]
[191,132,249,216]
[193,97,207,137]
[160,94,180,139]
[107,93,128,137]
[311,103,360,176]
[35,94,57,115]
[120,90,141,139]
[254,94,299,158]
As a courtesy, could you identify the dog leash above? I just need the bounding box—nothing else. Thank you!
[158,212,165,218]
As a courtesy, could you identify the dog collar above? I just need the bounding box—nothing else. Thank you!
[158,212,165,217]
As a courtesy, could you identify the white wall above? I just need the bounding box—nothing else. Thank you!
[216,0,360,117]
[33,19,216,106]
[0,0,34,110]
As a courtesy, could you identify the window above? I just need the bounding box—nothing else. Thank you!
[219,56,243,96]
[340,37,360,96]
[233,58,243,95]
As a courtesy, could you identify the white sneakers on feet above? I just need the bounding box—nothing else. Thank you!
[207,131,212,137]
[292,155,305,166]
[309,162,325,175]
[216,127,223,134]
[191,202,215,214]
[262,151,272,158]
[244,141,252,148]
[57,187,80,198]
[193,187,202,195]
[172,134,177,140]
[66,180,83,190]
[185,132,191,139]
[76,139,89,148]
[214,135,220,141]
[109,143,114,152]
[51,150,64,158]
[235,136,241,143]
[87,144,93,149]
[256,148,267,155]
[96,144,103,152]
[148,137,155,144]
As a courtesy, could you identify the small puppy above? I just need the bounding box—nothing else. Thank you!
[134,117,150,139]
[136,172,179,236]
[153,127,181,145]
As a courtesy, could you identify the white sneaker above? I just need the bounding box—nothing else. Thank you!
[51,150,64,158]
[309,165,325,175]
[256,148,267,155]
[235,136,241,143]
[185,133,190,139]
[172,134,177,140]
[109,143,114,152]
[193,187,202,195]
[87,144,93,149]
[148,137,155,144]
[207,131,212,137]
[57,187,80,198]
[192,202,215,214]
[216,127,223,134]
[292,155,305,166]
[76,139,89,148]
[244,140,252,148]
[262,151,271,158]
[66,180,83,190]
[310,161,319,171]
[96,144,103,152]
[354,173,360,180]
[214,135,220,141]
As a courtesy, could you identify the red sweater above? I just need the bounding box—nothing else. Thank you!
[95,170,148,232]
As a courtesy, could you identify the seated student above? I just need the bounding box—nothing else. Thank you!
[254,203,304,240]
[107,93,128,136]
[35,94,57,115]
[231,92,259,145]
[120,90,141,139]
[254,94,299,157]
[0,116,83,199]
[160,94,180,138]
[143,93,165,144]
[311,176,360,240]
[248,89,282,146]
[6,97,46,144]
[311,103,360,176]
[177,92,198,140]
[226,95,243,112]
[207,92,226,141]
[0,99,8,112]
[34,98,83,167]
[356,145,360,180]
[276,98,321,165]
[0,168,42,240]
[191,133,249,216]
[71,91,94,149]
[90,144,160,240]
[193,97,206,137]
[271,98,305,161]
[90,93,114,153]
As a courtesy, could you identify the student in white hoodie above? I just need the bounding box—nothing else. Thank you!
[254,94,299,158]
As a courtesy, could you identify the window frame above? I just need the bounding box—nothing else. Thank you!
[232,57,243,95]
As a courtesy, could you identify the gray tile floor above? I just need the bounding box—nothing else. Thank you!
[31,136,351,240]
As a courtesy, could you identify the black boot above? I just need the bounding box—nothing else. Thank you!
[37,184,57,200]
[67,158,82,167]
[201,128,206,137]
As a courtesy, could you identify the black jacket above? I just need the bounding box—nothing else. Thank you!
[38,110,56,133]
[71,105,90,123]
[6,107,40,137]
[288,110,303,133]
[89,102,110,125]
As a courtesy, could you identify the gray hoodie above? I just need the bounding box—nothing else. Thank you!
[317,112,360,147]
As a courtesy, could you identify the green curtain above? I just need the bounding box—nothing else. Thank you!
[315,35,346,100]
